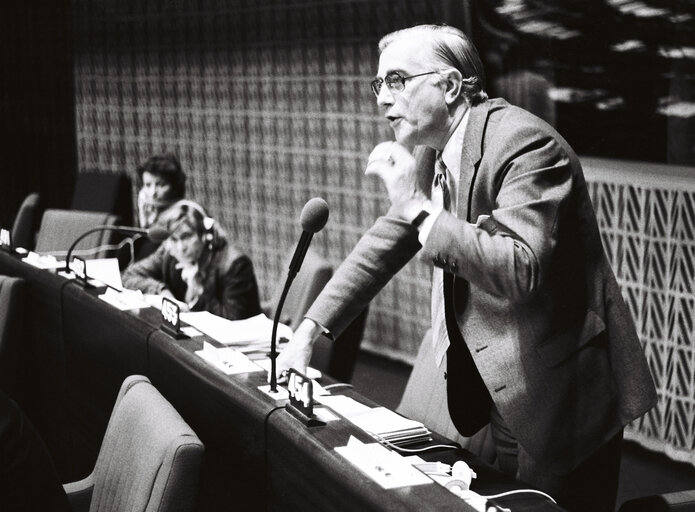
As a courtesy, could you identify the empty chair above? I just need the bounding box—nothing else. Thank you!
[265,248,333,331]
[34,209,121,259]
[0,276,26,399]
[63,375,204,512]
[396,329,496,464]
[266,249,366,382]
[310,307,369,383]
[11,192,41,251]
[71,171,134,226]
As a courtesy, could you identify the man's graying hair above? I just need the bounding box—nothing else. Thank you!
[378,24,488,105]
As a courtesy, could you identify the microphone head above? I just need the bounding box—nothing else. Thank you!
[300,197,329,233]
[146,226,170,243]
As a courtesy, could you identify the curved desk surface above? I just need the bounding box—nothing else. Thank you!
[0,250,564,512]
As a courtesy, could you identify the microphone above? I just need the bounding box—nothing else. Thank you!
[64,225,169,274]
[270,198,329,392]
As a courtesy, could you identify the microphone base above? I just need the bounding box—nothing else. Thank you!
[285,402,325,428]
[160,324,189,340]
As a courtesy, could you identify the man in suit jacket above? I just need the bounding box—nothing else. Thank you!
[275,24,656,511]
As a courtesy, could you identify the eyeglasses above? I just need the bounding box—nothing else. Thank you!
[370,71,438,98]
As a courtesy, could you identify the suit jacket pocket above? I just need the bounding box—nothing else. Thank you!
[536,309,606,367]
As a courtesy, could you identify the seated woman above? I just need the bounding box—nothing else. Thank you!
[122,200,262,321]
[132,153,187,261]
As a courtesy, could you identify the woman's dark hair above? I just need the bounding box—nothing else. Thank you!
[135,153,186,200]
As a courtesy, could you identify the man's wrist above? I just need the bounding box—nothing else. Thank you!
[411,210,430,227]
[296,318,327,345]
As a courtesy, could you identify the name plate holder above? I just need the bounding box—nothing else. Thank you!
[71,256,95,288]
[0,228,14,253]
[160,297,188,339]
[285,368,325,427]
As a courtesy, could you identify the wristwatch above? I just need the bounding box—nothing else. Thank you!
[411,210,430,228]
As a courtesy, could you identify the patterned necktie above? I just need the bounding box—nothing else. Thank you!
[432,155,451,211]
[432,154,451,366]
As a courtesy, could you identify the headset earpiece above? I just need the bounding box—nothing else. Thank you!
[176,200,217,251]
[202,216,216,250]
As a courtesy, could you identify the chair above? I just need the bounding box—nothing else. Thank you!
[11,192,41,251]
[396,329,497,464]
[63,375,204,512]
[71,171,134,227]
[264,248,333,331]
[309,307,369,383]
[0,276,26,399]
[34,209,121,259]
[265,249,368,382]
[618,491,695,511]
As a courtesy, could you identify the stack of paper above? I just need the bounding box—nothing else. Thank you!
[345,406,432,447]
[335,436,433,489]
[179,312,293,355]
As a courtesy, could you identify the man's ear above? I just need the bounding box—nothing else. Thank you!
[441,68,464,105]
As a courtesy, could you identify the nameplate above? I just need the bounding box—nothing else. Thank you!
[0,228,13,252]
[284,368,325,426]
[287,368,314,416]
[70,256,95,287]
[160,297,187,339]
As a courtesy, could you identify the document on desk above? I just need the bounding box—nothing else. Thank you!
[195,341,263,375]
[179,312,293,349]
[85,258,123,290]
[22,252,63,270]
[319,401,431,446]
[99,288,151,310]
[335,436,432,489]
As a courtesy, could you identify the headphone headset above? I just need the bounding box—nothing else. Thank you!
[174,200,217,251]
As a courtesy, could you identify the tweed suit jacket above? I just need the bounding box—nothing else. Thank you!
[306,98,656,473]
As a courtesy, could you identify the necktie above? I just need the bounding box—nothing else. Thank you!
[432,154,451,366]
[432,155,450,211]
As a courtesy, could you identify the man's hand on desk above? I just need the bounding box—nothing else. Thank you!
[271,318,324,383]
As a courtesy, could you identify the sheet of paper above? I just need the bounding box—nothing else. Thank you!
[194,342,263,375]
[98,288,151,310]
[334,436,432,489]
[347,407,427,436]
[179,312,293,346]
[22,252,62,270]
[85,258,123,290]
[315,394,372,418]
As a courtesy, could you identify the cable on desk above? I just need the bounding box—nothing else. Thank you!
[482,488,557,504]
[263,405,286,480]
[322,383,354,391]
[372,433,458,453]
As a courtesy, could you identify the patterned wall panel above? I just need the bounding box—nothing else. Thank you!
[584,157,695,466]
[72,0,463,362]
[72,0,695,465]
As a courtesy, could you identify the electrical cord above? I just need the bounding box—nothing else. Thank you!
[371,433,458,453]
[482,488,557,504]
[42,235,142,258]
[322,383,354,391]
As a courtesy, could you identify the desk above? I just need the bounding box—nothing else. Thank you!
[0,251,564,511]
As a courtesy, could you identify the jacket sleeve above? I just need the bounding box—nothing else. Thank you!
[422,127,573,303]
[198,254,261,321]
[305,215,422,338]
[121,244,168,294]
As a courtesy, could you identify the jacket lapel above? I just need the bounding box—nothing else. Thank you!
[457,101,491,221]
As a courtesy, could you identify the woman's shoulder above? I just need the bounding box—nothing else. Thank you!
[213,242,252,271]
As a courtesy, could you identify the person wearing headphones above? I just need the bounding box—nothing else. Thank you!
[122,200,262,321]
